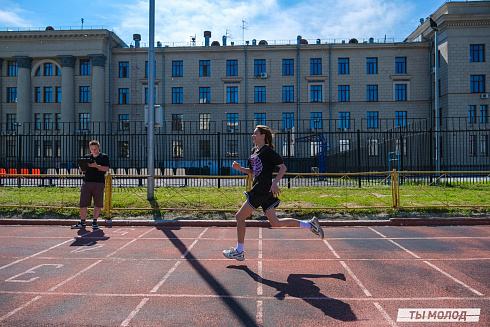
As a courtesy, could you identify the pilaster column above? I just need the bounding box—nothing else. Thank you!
[58,56,76,130]
[88,54,106,130]
[14,56,32,124]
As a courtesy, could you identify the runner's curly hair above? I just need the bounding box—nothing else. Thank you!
[255,125,275,150]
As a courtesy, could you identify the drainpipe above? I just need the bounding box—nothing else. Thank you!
[329,43,332,141]
[245,43,248,132]
[297,36,301,133]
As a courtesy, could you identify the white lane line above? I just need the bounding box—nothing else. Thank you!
[423,261,484,296]
[0,296,42,322]
[0,239,73,271]
[374,302,398,327]
[369,227,421,258]
[47,260,103,292]
[256,300,263,327]
[120,297,149,327]
[323,239,340,259]
[340,261,372,297]
[257,227,263,296]
[150,227,209,293]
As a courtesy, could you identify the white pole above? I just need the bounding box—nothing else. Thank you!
[147,0,156,200]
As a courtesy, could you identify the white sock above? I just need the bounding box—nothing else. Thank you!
[300,221,311,229]
[236,243,244,253]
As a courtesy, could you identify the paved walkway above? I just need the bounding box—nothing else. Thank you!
[0,224,488,326]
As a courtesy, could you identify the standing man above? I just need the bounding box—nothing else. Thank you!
[72,140,110,229]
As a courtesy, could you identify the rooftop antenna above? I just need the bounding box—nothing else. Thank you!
[241,20,248,44]
[81,18,84,29]
[190,35,196,46]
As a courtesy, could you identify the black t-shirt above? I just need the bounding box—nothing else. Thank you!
[81,153,110,183]
[248,145,283,195]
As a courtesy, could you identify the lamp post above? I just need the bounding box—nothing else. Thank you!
[430,18,440,172]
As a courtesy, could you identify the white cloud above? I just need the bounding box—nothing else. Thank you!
[0,7,32,28]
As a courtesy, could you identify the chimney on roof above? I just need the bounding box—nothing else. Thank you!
[133,34,141,48]
[204,31,211,46]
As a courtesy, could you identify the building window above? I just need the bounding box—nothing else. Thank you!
[366,57,378,74]
[226,139,238,157]
[80,86,90,103]
[44,87,53,103]
[282,59,294,75]
[255,113,266,126]
[56,87,62,103]
[200,87,210,104]
[227,60,238,76]
[55,113,61,130]
[470,135,477,157]
[7,87,17,103]
[338,58,349,75]
[145,61,156,78]
[119,88,129,104]
[172,140,183,158]
[6,140,16,157]
[43,113,53,130]
[54,140,61,157]
[172,61,183,77]
[119,114,130,131]
[199,113,210,130]
[395,111,407,127]
[481,135,488,156]
[310,85,322,103]
[395,84,407,101]
[35,67,40,76]
[254,59,265,76]
[340,139,350,152]
[34,114,41,130]
[44,63,53,76]
[282,86,294,103]
[470,45,484,63]
[172,87,183,104]
[481,105,488,124]
[43,141,53,157]
[34,141,41,158]
[145,87,156,104]
[227,86,238,103]
[7,114,16,131]
[310,58,322,75]
[199,140,211,157]
[254,86,266,103]
[311,112,322,130]
[227,113,238,133]
[338,85,350,102]
[119,62,129,78]
[339,112,350,130]
[368,139,379,156]
[282,112,294,130]
[367,85,378,101]
[395,57,406,74]
[118,141,130,158]
[470,75,485,93]
[367,111,379,129]
[8,61,17,77]
[80,59,90,75]
[79,113,90,131]
[172,114,183,131]
[35,87,41,103]
[200,60,210,77]
[469,105,477,123]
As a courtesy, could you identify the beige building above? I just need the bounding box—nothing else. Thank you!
[0,1,488,173]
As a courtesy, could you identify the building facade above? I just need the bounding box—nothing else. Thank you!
[0,1,489,174]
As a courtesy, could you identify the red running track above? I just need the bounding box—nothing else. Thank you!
[0,224,488,326]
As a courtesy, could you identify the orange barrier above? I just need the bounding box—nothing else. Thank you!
[8,169,17,174]
[32,169,41,175]
[21,169,29,174]
[0,168,6,176]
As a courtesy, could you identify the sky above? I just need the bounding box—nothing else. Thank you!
[1,0,447,46]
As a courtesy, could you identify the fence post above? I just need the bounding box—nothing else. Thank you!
[357,129,361,188]
[104,173,113,219]
[391,169,400,210]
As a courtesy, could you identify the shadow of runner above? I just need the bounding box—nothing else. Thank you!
[227,265,357,322]
[159,227,258,327]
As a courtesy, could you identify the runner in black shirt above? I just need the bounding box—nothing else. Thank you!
[72,140,110,230]
[223,125,324,261]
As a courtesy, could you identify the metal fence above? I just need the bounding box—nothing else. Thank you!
[1,118,489,180]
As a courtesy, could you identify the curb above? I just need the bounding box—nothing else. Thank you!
[0,218,489,227]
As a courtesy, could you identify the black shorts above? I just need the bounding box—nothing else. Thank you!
[80,182,105,208]
[244,191,281,212]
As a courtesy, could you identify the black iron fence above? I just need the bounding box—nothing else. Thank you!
[0,118,488,177]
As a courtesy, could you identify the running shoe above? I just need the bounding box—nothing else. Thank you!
[308,217,324,239]
[71,221,86,229]
[223,247,245,261]
[92,221,99,229]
